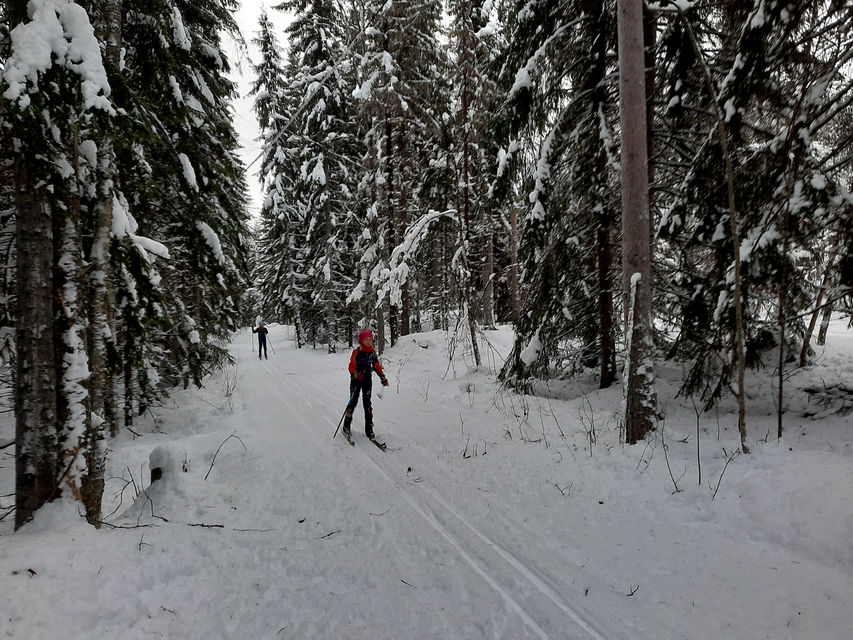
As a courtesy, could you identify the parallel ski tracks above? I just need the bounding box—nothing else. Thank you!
[286,372,615,640]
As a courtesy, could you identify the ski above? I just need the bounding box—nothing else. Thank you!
[367,437,387,451]
[341,431,355,446]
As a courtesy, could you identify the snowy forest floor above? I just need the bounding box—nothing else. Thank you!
[1,321,852,639]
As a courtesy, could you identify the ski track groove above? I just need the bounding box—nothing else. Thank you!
[289,369,612,640]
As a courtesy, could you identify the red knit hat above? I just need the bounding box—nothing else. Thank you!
[358,329,373,344]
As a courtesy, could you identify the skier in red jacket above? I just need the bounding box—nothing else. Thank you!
[343,329,388,440]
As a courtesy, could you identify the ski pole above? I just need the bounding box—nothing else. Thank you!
[251,327,255,353]
[268,336,276,355]
[333,387,360,439]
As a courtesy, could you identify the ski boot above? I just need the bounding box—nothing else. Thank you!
[365,422,375,440]
[342,414,353,443]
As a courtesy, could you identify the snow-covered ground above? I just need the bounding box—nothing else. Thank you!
[1,320,851,639]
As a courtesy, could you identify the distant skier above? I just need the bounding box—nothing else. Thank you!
[343,329,389,440]
[252,321,269,360]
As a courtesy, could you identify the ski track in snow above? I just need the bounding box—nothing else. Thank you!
[287,365,614,640]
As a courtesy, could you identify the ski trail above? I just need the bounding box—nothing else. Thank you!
[342,435,552,640]
[294,380,611,640]
[415,481,610,640]
[255,358,554,638]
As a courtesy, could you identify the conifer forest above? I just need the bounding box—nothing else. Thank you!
[0,1,851,637]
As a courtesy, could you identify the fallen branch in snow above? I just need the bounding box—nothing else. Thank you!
[546,479,572,496]
[99,521,154,530]
[0,439,14,449]
[104,469,139,520]
[401,579,415,588]
[204,432,247,480]
[319,530,341,539]
[233,528,276,532]
[188,523,224,528]
[625,584,640,597]
[136,489,168,526]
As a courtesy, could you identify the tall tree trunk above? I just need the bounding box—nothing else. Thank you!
[618,0,656,444]
[459,37,481,367]
[509,207,521,323]
[399,122,411,337]
[123,327,134,428]
[482,224,495,328]
[597,220,616,388]
[14,161,59,530]
[375,304,386,355]
[384,116,398,347]
[777,203,790,440]
[80,0,124,525]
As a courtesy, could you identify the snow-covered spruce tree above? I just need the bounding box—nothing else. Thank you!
[438,0,504,364]
[3,0,119,527]
[653,0,853,421]
[274,0,358,353]
[250,12,304,343]
[119,0,250,390]
[496,0,621,389]
[350,0,447,348]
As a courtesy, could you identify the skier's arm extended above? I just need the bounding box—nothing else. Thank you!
[251,326,258,333]
[373,359,388,386]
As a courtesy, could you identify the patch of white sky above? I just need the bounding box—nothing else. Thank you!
[223,1,292,221]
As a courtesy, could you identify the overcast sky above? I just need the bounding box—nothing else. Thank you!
[225,1,291,220]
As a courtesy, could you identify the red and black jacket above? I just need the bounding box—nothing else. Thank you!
[348,346,385,382]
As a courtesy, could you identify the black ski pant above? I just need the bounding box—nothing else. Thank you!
[258,336,267,359]
[345,380,373,426]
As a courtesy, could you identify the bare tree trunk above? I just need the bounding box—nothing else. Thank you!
[80,0,124,525]
[399,122,411,337]
[777,204,790,440]
[375,304,386,355]
[123,329,134,428]
[482,225,495,328]
[800,246,839,365]
[817,298,833,345]
[384,116,399,347]
[509,207,521,324]
[617,0,656,444]
[597,221,616,388]
[14,161,59,530]
[459,37,481,367]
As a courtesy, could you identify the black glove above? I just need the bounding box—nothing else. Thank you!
[380,376,389,387]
